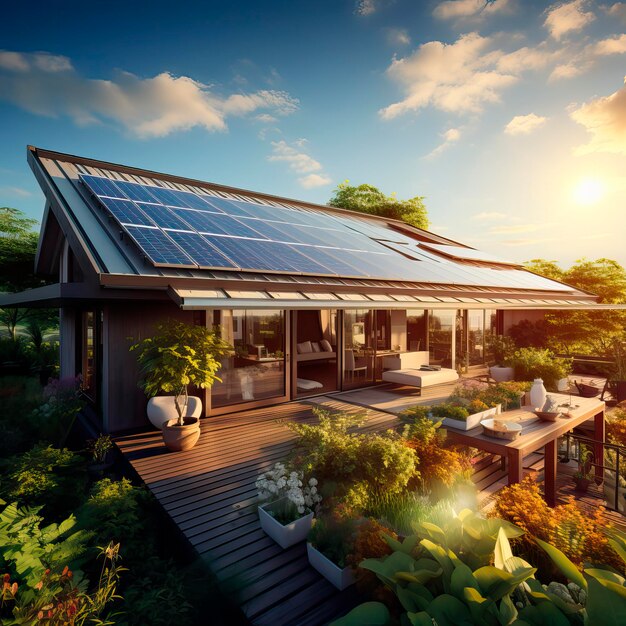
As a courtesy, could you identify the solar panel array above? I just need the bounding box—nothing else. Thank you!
[79,174,427,280]
[79,173,572,292]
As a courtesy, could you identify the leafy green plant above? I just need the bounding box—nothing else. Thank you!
[76,479,151,565]
[286,408,417,514]
[308,509,357,569]
[509,347,573,390]
[429,403,470,421]
[130,319,232,425]
[0,444,86,517]
[88,435,114,465]
[486,334,516,366]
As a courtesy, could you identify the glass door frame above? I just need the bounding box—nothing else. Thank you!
[207,308,291,417]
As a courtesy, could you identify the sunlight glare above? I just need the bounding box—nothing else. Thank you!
[573,177,606,205]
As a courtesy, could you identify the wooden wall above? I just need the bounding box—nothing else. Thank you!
[102,301,194,433]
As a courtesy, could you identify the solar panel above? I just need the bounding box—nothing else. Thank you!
[123,226,195,266]
[113,180,159,203]
[82,174,124,198]
[135,203,192,230]
[166,231,237,269]
[98,197,155,227]
[170,210,267,238]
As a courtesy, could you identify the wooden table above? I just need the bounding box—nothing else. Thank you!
[445,394,605,507]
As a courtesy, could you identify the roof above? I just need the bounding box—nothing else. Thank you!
[5,145,599,310]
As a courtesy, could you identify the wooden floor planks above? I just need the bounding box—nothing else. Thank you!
[115,393,626,625]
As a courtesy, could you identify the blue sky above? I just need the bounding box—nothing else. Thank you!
[1,0,625,267]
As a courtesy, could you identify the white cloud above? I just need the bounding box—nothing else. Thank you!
[570,77,626,155]
[549,62,587,80]
[592,33,626,55]
[424,127,462,159]
[433,0,513,20]
[255,113,278,123]
[544,0,595,40]
[298,173,333,188]
[0,186,33,197]
[0,50,299,138]
[268,140,332,188]
[387,28,411,46]
[355,0,377,15]
[604,2,626,22]
[471,211,508,220]
[496,45,557,73]
[504,113,548,135]
[380,33,519,119]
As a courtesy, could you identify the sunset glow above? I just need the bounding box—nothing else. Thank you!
[573,177,606,206]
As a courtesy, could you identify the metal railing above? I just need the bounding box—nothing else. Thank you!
[560,432,626,513]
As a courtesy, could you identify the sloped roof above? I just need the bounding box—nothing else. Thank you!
[20,145,598,308]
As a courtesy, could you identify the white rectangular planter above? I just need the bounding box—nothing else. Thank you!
[307,542,355,590]
[258,498,313,549]
[442,405,500,431]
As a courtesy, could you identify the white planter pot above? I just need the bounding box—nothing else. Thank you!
[258,498,313,549]
[146,396,202,430]
[307,543,355,590]
[557,378,570,392]
[490,366,514,383]
[442,405,500,431]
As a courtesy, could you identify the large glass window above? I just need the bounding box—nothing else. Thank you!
[429,310,455,368]
[343,309,374,388]
[212,309,286,407]
[81,310,96,400]
[468,309,485,366]
[407,311,426,352]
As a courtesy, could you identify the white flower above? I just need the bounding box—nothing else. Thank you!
[308,478,317,486]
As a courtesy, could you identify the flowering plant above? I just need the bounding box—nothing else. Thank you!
[255,462,322,524]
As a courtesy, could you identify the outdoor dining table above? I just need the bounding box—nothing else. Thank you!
[444,394,606,507]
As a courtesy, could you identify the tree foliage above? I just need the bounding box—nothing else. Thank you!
[328,181,429,230]
[524,258,626,356]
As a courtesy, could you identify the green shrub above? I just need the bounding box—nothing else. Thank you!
[510,347,572,390]
[77,478,151,566]
[0,444,86,517]
[429,403,470,421]
[286,408,417,513]
[308,509,357,568]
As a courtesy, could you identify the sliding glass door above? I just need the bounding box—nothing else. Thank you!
[211,309,287,408]
[343,309,374,389]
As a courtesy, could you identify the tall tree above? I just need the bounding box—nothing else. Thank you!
[0,207,54,340]
[524,257,626,356]
[328,181,429,230]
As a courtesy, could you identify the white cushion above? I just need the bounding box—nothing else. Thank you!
[297,378,323,390]
[311,342,321,353]
[297,341,313,354]
[382,368,459,388]
[320,339,333,352]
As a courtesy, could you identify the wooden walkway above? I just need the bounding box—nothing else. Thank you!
[114,399,400,626]
[115,390,625,626]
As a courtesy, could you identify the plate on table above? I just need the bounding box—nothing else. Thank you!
[481,418,522,440]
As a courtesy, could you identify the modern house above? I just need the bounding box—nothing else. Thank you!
[2,146,601,433]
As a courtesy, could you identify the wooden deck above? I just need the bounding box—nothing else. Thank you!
[115,389,625,626]
[115,399,400,626]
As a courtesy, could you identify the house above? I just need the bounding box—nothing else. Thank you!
[1,146,601,433]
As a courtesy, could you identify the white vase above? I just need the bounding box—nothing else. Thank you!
[306,543,355,590]
[146,396,202,430]
[258,498,314,549]
[529,379,547,409]
[557,378,570,392]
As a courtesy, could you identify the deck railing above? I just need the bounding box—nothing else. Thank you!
[560,432,626,513]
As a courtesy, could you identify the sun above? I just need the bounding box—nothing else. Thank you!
[573,177,606,205]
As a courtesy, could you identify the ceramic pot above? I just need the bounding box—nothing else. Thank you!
[162,417,201,452]
[147,396,202,430]
[306,543,354,590]
[530,379,547,409]
[489,366,514,383]
[573,476,591,493]
[258,498,314,549]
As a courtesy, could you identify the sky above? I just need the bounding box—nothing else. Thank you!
[0,0,625,268]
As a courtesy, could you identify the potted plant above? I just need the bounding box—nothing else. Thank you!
[307,509,356,590]
[429,401,498,431]
[509,347,573,391]
[255,462,322,549]
[487,335,515,382]
[573,447,594,492]
[87,434,114,477]
[130,320,232,452]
